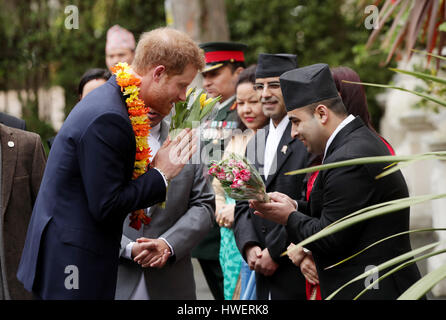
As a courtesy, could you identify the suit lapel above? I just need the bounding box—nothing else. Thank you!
[146,120,169,217]
[159,119,169,145]
[265,122,294,188]
[250,125,268,180]
[1,125,18,219]
[324,116,363,162]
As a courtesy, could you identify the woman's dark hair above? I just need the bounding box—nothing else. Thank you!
[78,68,112,98]
[236,64,257,87]
[331,66,376,133]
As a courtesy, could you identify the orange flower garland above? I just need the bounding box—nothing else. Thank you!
[111,62,152,230]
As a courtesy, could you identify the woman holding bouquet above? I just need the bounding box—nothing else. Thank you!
[212,65,268,299]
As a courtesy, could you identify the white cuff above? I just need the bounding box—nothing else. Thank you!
[159,237,174,256]
[124,241,135,260]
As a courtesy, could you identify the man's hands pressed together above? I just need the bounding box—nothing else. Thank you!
[132,238,171,268]
[152,128,197,181]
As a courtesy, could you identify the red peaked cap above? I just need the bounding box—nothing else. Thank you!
[199,42,247,73]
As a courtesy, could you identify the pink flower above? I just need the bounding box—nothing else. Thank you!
[217,170,226,180]
[227,159,237,167]
[238,169,251,182]
[230,178,244,189]
[236,161,246,169]
[208,165,219,176]
[226,173,234,181]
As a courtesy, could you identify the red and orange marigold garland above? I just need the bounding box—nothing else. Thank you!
[111,62,152,230]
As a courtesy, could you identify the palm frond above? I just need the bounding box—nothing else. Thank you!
[325,228,446,271]
[325,241,443,299]
[286,152,446,176]
[353,247,446,300]
[397,263,446,300]
[282,193,446,257]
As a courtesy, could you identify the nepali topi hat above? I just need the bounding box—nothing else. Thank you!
[279,63,339,111]
[255,53,298,79]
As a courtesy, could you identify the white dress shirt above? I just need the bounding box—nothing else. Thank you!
[122,122,173,300]
[263,116,290,177]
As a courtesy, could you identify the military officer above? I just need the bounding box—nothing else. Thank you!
[192,41,247,300]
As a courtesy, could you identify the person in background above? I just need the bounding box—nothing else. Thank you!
[0,123,46,299]
[78,68,112,100]
[105,25,136,71]
[115,107,214,300]
[192,41,247,300]
[213,65,268,299]
[47,68,111,149]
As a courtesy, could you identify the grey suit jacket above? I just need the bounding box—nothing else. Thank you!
[115,120,215,300]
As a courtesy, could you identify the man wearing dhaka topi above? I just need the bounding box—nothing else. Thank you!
[105,24,136,71]
[17,27,204,300]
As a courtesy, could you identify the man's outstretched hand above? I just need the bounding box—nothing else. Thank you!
[249,192,296,225]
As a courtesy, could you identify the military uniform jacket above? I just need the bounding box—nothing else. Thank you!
[192,95,238,261]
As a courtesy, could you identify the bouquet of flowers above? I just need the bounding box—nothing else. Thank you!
[169,87,221,138]
[208,153,270,202]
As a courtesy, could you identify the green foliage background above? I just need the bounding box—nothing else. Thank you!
[0,0,395,154]
[226,0,396,130]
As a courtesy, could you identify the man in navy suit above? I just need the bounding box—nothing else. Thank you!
[17,27,205,300]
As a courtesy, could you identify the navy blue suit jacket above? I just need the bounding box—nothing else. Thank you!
[17,76,166,299]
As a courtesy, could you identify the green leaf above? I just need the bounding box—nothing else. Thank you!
[398,264,446,300]
[286,152,446,176]
[411,49,446,62]
[375,155,436,179]
[282,193,446,257]
[341,80,446,108]
[438,22,446,33]
[325,241,443,300]
[389,68,446,86]
[325,228,446,271]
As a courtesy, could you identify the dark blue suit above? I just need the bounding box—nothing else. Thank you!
[17,76,166,299]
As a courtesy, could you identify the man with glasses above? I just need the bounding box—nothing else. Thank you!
[233,53,310,300]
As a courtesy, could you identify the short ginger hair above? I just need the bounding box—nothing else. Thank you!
[132,27,205,76]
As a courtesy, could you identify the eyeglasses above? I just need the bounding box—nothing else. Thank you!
[253,82,281,91]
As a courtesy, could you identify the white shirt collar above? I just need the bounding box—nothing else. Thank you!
[269,116,289,136]
[323,114,355,161]
[150,122,161,140]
